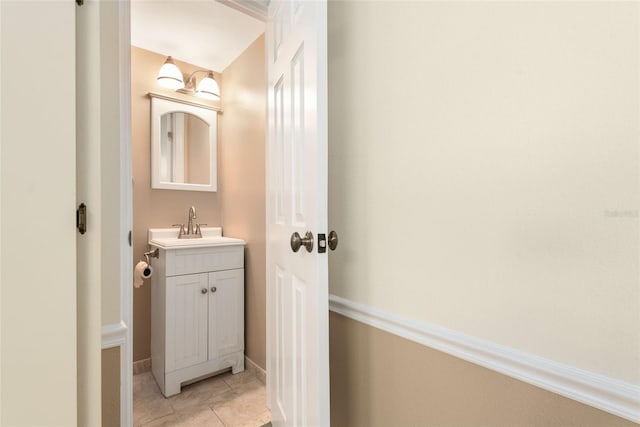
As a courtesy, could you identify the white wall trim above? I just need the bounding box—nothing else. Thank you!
[101,321,128,349]
[329,294,640,424]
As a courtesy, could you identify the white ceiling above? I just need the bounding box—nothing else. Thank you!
[131,0,266,73]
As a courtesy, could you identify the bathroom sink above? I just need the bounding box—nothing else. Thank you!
[148,227,245,249]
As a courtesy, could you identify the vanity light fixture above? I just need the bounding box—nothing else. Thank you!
[156,56,184,90]
[156,56,221,101]
[194,72,221,101]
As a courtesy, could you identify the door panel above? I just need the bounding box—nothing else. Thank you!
[209,269,244,358]
[166,273,208,371]
[292,274,307,426]
[267,0,329,425]
[291,45,306,227]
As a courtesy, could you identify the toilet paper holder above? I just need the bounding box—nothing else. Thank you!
[143,248,159,265]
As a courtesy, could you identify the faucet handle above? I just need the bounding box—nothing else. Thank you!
[172,224,185,236]
[195,223,207,237]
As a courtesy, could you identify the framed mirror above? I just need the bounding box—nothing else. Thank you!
[150,95,218,191]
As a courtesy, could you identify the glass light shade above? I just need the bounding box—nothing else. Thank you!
[157,56,184,90]
[195,72,220,100]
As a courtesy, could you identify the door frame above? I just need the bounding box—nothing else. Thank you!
[97,0,133,425]
[117,1,133,425]
[113,1,329,424]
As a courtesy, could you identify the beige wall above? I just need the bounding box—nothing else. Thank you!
[220,35,267,370]
[1,2,77,424]
[102,347,121,427]
[131,46,223,361]
[328,0,639,384]
[330,313,638,427]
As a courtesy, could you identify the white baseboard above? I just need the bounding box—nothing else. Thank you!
[133,358,152,375]
[329,294,640,424]
[245,356,267,385]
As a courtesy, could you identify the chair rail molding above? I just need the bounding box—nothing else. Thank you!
[329,294,640,424]
[101,321,128,349]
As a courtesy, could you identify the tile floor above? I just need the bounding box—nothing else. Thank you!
[133,369,270,427]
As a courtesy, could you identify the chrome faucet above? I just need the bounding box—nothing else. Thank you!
[173,206,207,239]
[187,206,197,235]
[174,206,205,239]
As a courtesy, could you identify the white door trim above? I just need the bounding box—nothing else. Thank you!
[118,1,133,426]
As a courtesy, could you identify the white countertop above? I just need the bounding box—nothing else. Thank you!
[148,227,245,249]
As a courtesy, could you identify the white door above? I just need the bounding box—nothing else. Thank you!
[266,0,329,426]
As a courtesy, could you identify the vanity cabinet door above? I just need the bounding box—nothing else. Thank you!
[208,269,244,359]
[166,273,209,372]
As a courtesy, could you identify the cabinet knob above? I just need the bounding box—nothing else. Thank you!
[210,287,217,293]
[201,288,208,294]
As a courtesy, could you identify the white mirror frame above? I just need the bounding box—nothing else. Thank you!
[150,94,218,192]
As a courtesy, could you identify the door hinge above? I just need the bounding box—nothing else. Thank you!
[76,0,84,6]
[77,203,87,234]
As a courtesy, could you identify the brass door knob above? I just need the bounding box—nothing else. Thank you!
[291,231,314,253]
[328,230,339,251]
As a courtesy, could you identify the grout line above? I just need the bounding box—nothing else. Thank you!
[211,405,228,427]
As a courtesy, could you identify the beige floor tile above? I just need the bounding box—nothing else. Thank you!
[133,372,162,399]
[140,414,177,427]
[142,405,225,427]
[133,392,174,426]
[168,376,231,412]
[230,409,272,427]
[212,382,268,426]
[222,369,260,387]
[174,408,225,427]
[208,389,239,406]
[134,370,270,427]
[229,378,267,398]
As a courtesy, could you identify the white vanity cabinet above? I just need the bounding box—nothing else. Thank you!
[150,235,245,397]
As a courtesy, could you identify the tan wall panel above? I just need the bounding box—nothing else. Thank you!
[102,347,121,427]
[131,46,222,361]
[220,34,267,370]
[328,0,639,385]
[330,312,638,427]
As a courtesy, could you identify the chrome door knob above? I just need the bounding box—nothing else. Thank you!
[328,230,339,251]
[291,231,314,253]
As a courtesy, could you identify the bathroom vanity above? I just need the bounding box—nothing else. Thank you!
[148,227,245,397]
